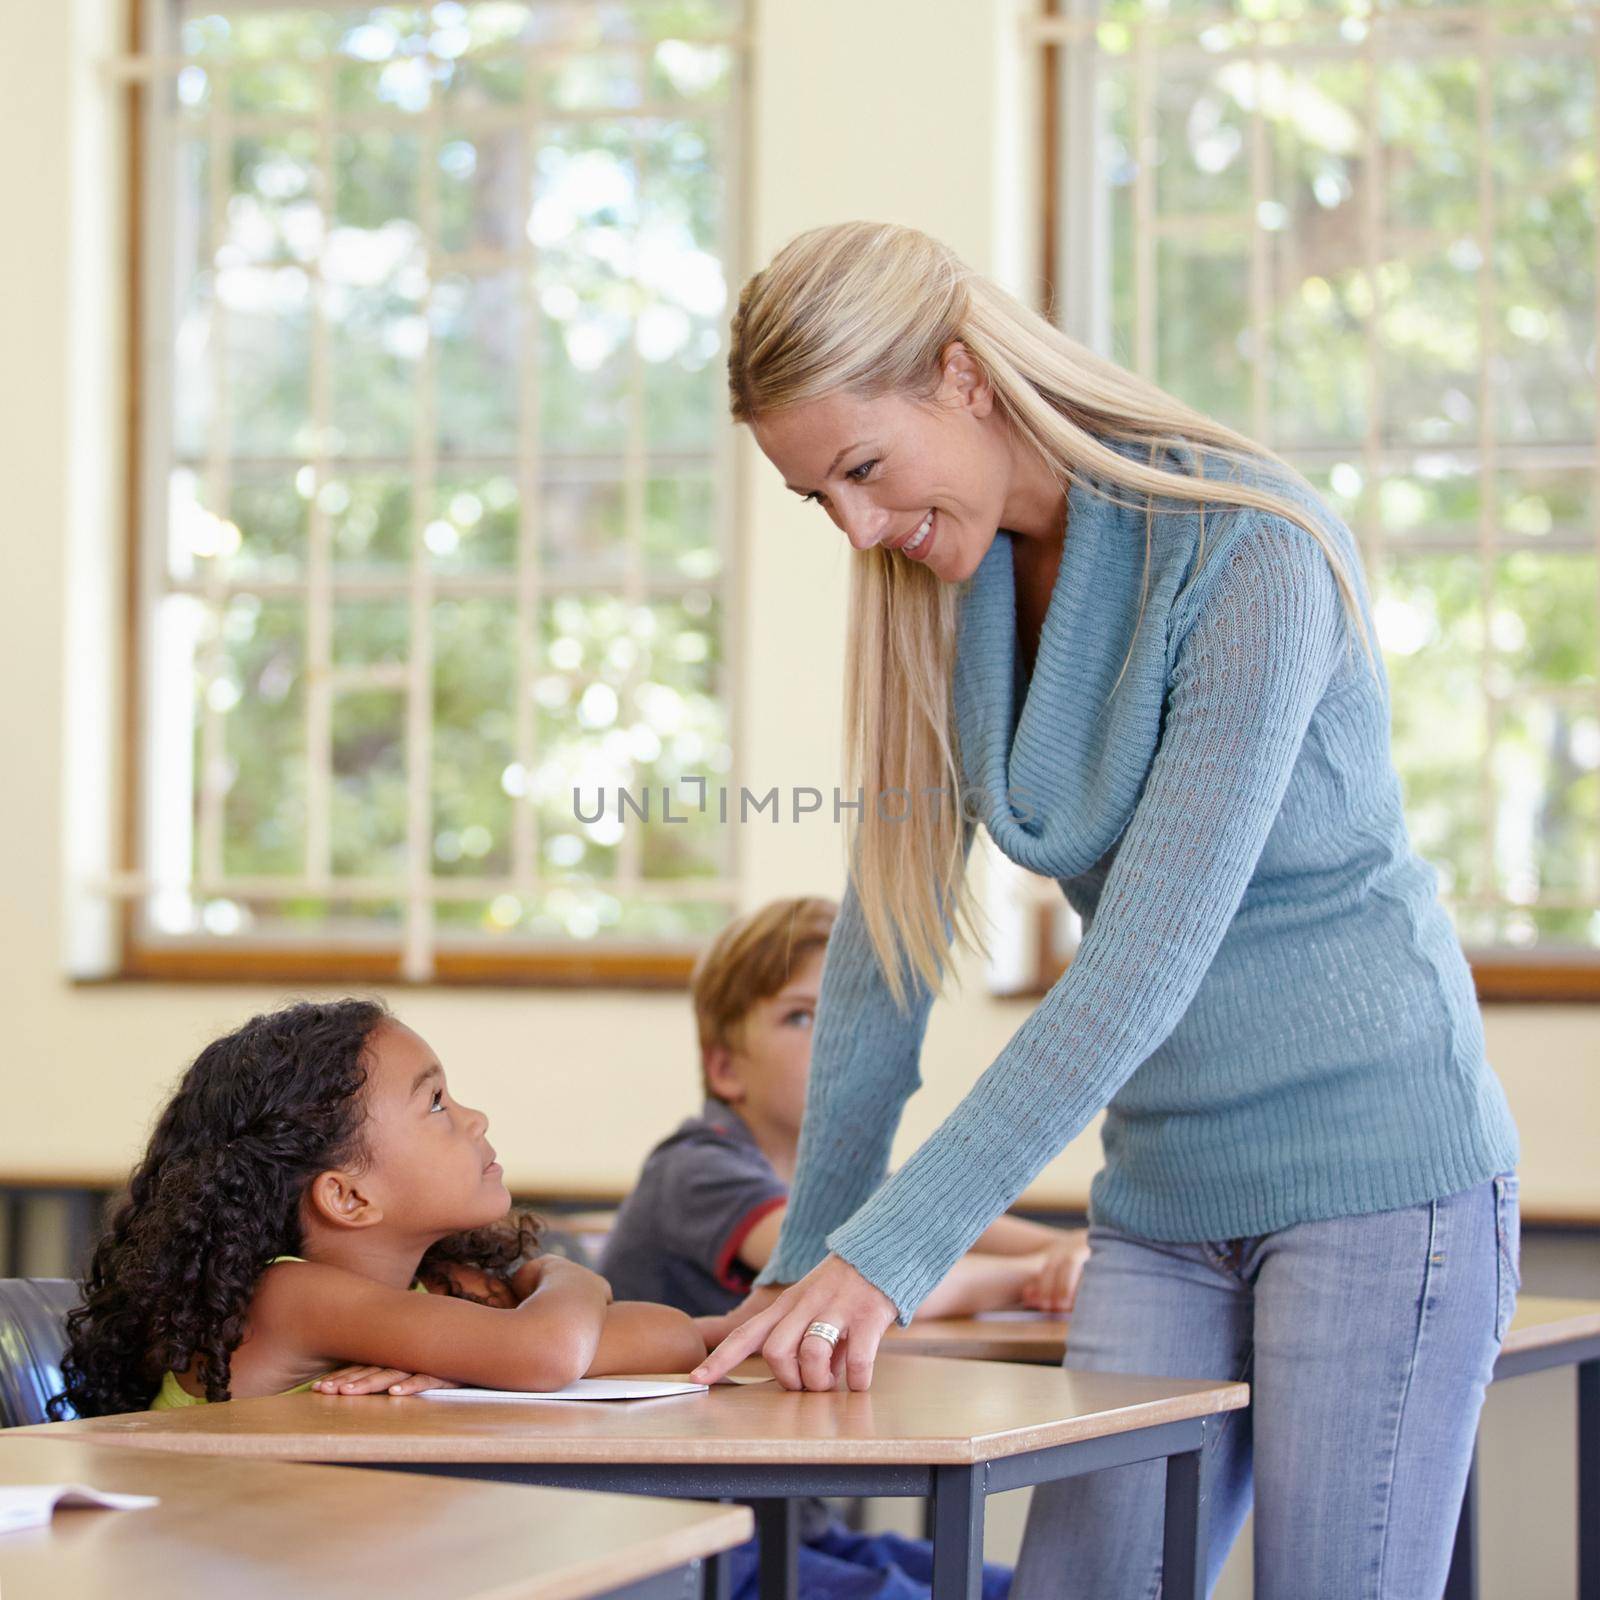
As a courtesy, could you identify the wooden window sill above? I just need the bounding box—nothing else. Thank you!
[85,943,698,989]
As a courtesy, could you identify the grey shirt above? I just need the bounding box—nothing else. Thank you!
[601,1099,788,1316]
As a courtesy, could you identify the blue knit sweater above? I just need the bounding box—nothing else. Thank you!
[757,445,1519,1321]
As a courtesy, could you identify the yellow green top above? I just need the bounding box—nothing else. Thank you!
[152,1254,428,1410]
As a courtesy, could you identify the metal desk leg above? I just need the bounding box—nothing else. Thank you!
[930,1465,985,1600]
[2,1190,24,1278]
[1443,1445,1478,1600]
[700,1550,731,1600]
[1162,1436,1210,1600]
[603,1565,703,1600]
[1581,1360,1600,1600]
[753,1497,798,1600]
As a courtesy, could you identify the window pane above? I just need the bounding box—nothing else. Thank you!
[428,473,519,571]
[1062,5,1600,953]
[1493,699,1600,924]
[1378,457,1480,549]
[1493,57,1597,445]
[435,271,522,459]
[1264,62,1369,449]
[145,0,743,963]
[1381,554,1488,902]
[433,597,516,878]
[333,598,409,666]
[1498,466,1596,547]
[331,689,407,875]
[225,263,313,456]
[543,474,627,578]
[1154,63,1251,218]
[534,124,637,453]
[644,475,718,578]
[639,119,727,450]
[218,596,307,876]
[437,129,522,254]
[1158,236,1251,434]
[330,473,412,569]
[328,131,425,456]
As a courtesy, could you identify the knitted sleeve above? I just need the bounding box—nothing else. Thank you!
[772,514,1350,1318]
[753,817,975,1289]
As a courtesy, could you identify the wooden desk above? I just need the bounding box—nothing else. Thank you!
[1448,1296,1600,1600]
[0,1433,752,1600]
[893,1299,1600,1600]
[32,1354,1247,1600]
[887,1315,1069,1366]
[892,1295,1600,1374]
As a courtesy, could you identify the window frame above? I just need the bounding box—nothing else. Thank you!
[108,0,750,988]
[1029,0,1600,1004]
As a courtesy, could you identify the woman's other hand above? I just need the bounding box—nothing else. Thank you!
[690,1254,898,1391]
[1019,1229,1090,1313]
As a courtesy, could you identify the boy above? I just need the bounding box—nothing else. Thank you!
[602,896,1087,1327]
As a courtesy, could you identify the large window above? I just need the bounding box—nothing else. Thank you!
[1024,0,1599,999]
[117,1,745,982]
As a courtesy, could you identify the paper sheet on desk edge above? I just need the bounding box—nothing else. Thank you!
[415,1375,770,1402]
[0,1484,159,1537]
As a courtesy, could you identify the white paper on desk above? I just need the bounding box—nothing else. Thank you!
[0,1484,159,1537]
[970,1309,1056,1322]
[418,1377,708,1402]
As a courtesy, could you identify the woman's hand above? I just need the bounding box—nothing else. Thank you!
[692,1285,784,1350]
[690,1254,899,1392]
[1019,1229,1090,1313]
[311,1365,459,1397]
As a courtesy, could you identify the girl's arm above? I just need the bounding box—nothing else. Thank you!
[250,1253,612,1392]
[312,1284,706,1394]
[586,1302,708,1375]
[510,1256,706,1374]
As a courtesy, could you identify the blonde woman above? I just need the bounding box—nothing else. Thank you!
[691,222,1521,1598]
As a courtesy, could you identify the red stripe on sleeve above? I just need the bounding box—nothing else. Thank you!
[713,1195,789,1292]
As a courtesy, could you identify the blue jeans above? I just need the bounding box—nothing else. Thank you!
[727,1523,1012,1600]
[1012,1174,1520,1600]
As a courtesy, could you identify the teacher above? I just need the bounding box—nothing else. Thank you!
[690,220,1520,1596]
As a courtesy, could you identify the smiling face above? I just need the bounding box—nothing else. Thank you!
[352,1020,511,1240]
[750,342,1030,584]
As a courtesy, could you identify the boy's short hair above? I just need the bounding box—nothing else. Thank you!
[691,896,838,1090]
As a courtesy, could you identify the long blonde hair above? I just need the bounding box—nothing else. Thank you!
[728,221,1369,1011]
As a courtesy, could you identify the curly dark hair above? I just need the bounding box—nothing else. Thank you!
[51,998,541,1419]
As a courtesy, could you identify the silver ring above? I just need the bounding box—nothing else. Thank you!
[804,1320,843,1349]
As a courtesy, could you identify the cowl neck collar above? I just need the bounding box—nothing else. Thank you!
[952,464,1191,881]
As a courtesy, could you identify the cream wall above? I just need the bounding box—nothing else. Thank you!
[2,0,1596,1223]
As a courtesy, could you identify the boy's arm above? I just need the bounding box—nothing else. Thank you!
[912,1251,1043,1320]
[733,1204,788,1273]
[912,1224,1092,1320]
[969,1214,1067,1254]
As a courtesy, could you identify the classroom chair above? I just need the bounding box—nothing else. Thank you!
[0,1277,78,1426]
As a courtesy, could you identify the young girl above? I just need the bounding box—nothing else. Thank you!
[53,997,706,1417]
